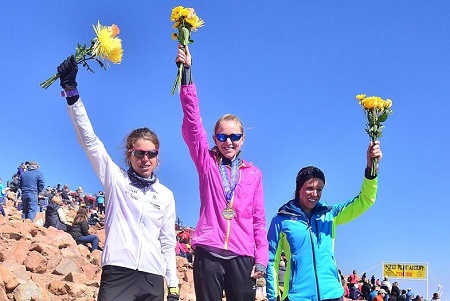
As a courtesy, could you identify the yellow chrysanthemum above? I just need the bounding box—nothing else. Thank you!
[372,97,382,110]
[107,43,123,64]
[170,6,204,94]
[171,6,184,21]
[181,8,192,18]
[356,94,366,101]
[185,15,205,31]
[354,92,393,177]
[360,97,369,109]
[92,21,123,63]
[364,100,374,109]
[384,99,393,109]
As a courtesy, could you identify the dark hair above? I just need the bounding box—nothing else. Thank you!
[294,166,326,197]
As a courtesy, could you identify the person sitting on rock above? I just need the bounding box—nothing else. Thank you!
[89,209,102,226]
[68,206,99,252]
[44,196,70,231]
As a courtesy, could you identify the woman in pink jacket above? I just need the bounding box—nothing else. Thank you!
[177,45,268,301]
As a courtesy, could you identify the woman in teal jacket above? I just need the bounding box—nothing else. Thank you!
[266,141,382,301]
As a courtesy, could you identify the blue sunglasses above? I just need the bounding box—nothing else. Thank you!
[215,133,243,142]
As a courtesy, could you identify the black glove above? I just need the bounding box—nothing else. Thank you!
[167,294,179,301]
[57,55,78,90]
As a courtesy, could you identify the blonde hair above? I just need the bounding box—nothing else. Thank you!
[51,196,63,206]
[213,114,244,135]
[211,114,244,162]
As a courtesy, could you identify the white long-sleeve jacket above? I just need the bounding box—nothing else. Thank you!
[67,99,178,287]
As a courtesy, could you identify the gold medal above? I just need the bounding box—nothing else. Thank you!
[222,207,236,220]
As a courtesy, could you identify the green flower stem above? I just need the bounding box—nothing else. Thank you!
[171,62,183,95]
[39,54,103,90]
[39,39,103,90]
[370,137,378,177]
[39,73,60,90]
[171,26,189,95]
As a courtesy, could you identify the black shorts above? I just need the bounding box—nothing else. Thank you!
[97,265,164,301]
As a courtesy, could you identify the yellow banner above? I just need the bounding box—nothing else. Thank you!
[382,262,427,279]
[383,263,405,278]
[404,264,427,279]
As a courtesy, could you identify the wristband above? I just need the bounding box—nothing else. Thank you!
[168,287,179,295]
[61,89,79,97]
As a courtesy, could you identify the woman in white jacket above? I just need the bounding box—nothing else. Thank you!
[55,56,179,301]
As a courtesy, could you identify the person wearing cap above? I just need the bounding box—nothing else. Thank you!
[55,56,179,300]
[375,289,387,301]
[266,141,382,301]
[19,161,45,222]
[381,276,392,296]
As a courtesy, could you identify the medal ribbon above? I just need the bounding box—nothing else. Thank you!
[219,157,239,206]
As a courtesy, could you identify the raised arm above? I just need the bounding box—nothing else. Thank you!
[177,46,213,173]
[57,56,118,190]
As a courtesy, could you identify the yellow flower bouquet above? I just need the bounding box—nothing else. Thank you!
[40,21,123,89]
[356,94,393,176]
[170,6,204,94]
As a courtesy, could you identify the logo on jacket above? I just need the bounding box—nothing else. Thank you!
[150,202,160,210]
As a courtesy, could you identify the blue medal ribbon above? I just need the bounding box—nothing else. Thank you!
[219,157,239,206]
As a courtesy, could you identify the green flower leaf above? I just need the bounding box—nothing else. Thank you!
[179,27,190,46]
[378,112,389,122]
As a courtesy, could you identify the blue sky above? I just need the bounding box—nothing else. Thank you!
[1,1,449,299]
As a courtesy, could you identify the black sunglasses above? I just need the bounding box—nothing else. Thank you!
[215,133,243,142]
[130,149,159,159]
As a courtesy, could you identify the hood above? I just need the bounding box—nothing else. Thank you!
[277,198,331,217]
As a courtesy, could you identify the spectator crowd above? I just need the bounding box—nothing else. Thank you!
[338,269,434,301]
[1,162,439,301]
[1,161,105,252]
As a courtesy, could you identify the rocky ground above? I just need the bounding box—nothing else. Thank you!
[0,199,268,301]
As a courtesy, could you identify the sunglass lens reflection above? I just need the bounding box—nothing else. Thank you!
[132,150,158,159]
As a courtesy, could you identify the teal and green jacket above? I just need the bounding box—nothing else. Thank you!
[266,176,378,301]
